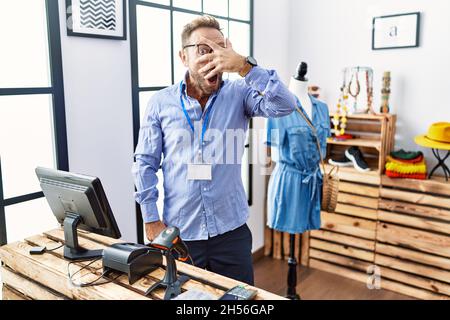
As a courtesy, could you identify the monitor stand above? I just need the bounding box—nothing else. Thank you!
[63,212,103,261]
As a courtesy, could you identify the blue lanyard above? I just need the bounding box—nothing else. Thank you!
[179,81,218,144]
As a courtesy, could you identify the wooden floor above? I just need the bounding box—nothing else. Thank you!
[254,257,414,300]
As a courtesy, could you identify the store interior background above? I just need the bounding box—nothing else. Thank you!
[2,0,450,257]
[59,0,449,250]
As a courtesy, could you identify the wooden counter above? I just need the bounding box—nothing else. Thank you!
[0,228,285,300]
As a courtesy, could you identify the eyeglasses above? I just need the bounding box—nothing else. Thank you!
[183,43,214,56]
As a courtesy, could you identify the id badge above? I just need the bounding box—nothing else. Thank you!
[187,163,212,181]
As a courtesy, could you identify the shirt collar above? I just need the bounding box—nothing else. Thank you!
[180,71,189,95]
[308,94,319,106]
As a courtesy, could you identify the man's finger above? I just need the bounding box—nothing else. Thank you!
[204,67,221,80]
[199,61,217,74]
[198,36,222,50]
[195,53,216,65]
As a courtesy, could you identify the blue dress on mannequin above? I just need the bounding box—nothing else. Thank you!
[266,96,331,234]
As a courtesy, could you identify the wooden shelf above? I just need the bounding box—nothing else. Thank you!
[381,175,450,197]
[330,113,396,120]
[327,138,382,151]
[323,163,381,185]
[326,113,396,179]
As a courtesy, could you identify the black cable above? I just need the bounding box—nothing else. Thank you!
[45,244,64,252]
[187,253,195,266]
[29,242,64,255]
[67,257,120,288]
[67,257,101,287]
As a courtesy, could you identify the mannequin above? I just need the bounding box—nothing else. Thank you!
[266,62,331,299]
[285,62,313,300]
[289,62,313,119]
[267,62,312,300]
[266,61,330,300]
[270,63,313,163]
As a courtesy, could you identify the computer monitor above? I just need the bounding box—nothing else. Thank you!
[35,167,121,261]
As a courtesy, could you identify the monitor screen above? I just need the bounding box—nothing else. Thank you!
[35,167,121,239]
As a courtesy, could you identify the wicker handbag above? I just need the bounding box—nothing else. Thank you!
[295,105,339,212]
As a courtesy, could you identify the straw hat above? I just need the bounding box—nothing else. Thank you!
[415,122,450,150]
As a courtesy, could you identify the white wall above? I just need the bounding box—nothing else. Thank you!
[288,0,450,172]
[250,0,291,252]
[58,0,137,242]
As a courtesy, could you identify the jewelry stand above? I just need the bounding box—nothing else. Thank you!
[286,234,301,300]
[428,149,450,181]
[345,66,374,114]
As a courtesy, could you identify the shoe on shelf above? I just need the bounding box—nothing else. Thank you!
[328,156,353,167]
[345,146,371,172]
[390,149,423,160]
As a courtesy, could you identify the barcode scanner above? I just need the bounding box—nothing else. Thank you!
[146,226,190,300]
[150,226,189,262]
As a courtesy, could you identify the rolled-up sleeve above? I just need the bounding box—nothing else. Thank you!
[132,97,162,223]
[243,66,296,118]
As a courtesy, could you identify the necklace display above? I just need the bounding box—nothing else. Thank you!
[333,87,349,136]
[348,70,361,114]
[333,66,375,136]
[342,66,374,115]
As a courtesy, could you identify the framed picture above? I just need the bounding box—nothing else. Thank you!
[372,12,420,50]
[66,0,127,40]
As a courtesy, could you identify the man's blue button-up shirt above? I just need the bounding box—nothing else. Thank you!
[132,66,296,240]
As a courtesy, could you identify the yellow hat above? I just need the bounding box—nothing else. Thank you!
[415,122,450,150]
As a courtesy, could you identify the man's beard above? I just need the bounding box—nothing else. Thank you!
[191,71,222,96]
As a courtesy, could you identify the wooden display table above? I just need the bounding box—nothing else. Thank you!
[0,228,285,300]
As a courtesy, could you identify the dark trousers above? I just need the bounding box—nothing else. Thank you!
[184,224,254,285]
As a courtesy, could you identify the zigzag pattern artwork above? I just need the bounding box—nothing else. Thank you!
[80,0,117,31]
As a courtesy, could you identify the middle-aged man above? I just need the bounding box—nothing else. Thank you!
[133,15,296,285]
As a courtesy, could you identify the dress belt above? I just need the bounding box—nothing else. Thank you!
[278,162,322,200]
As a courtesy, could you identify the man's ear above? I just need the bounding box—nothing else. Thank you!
[179,49,188,67]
